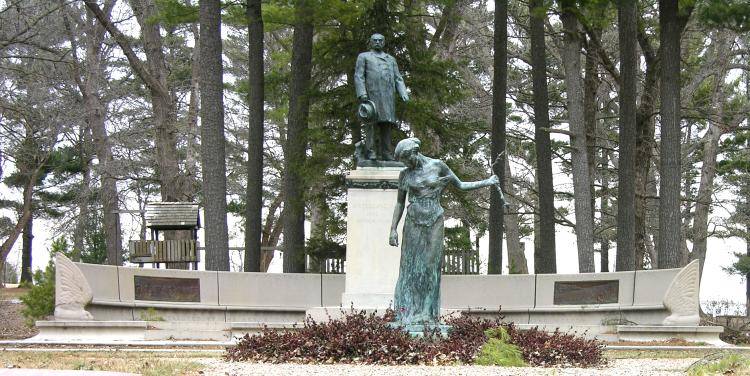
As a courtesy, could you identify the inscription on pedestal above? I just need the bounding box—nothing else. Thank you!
[553,280,618,305]
[346,180,400,190]
[134,276,200,302]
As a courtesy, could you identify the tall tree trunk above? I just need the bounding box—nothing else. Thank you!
[0,168,40,281]
[200,0,230,271]
[600,149,611,272]
[681,121,694,266]
[244,0,264,272]
[185,0,200,193]
[634,26,659,270]
[584,38,598,234]
[747,219,750,316]
[692,124,722,277]
[560,2,595,273]
[657,0,681,269]
[616,0,637,271]
[132,0,189,202]
[20,214,32,284]
[85,0,191,203]
[282,0,314,273]
[64,1,123,266]
[529,0,556,274]
[691,41,729,275]
[73,128,91,262]
[745,72,750,317]
[488,0,507,275]
[505,159,528,274]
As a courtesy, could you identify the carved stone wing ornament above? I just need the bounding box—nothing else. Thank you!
[54,253,94,320]
[662,259,700,326]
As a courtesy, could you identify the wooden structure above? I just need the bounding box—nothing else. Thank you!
[306,251,345,274]
[128,202,200,269]
[442,249,480,275]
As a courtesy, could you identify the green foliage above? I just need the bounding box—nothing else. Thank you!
[78,212,109,265]
[687,353,750,376]
[154,0,198,27]
[305,235,346,263]
[475,327,527,367]
[724,252,750,278]
[698,0,750,31]
[444,225,472,254]
[19,237,74,326]
[19,266,55,326]
[139,307,165,321]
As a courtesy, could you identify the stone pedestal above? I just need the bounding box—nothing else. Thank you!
[341,167,404,308]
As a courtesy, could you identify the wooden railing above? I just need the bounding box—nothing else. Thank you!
[442,249,480,275]
[129,240,199,268]
[306,255,345,274]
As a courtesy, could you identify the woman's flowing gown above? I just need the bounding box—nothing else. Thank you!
[393,162,450,325]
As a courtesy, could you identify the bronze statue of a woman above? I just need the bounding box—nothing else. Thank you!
[388,138,499,329]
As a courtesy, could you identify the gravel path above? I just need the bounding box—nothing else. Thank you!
[0,301,38,340]
[198,358,697,376]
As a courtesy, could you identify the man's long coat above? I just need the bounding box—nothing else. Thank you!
[354,51,407,124]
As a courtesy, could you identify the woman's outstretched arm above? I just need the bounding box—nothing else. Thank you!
[440,161,499,191]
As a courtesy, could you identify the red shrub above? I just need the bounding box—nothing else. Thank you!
[225,310,604,367]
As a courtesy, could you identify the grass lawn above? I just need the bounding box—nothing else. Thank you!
[605,349,721,359]
[0,350,218,376]
[685,352,750,375]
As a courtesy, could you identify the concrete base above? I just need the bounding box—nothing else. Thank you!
[514,324,619,342]
[342,167,404,309]
[305,306,460,323]
[34,320,305,342]
[34,321,148,341]
[340,293,394,309]
[617,325,727,346]
[390,323,452,337]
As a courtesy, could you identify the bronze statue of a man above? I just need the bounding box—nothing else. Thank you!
[355,33,409,161]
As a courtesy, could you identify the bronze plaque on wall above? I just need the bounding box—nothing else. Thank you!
[553,280,619,305]
[134,276,200,302]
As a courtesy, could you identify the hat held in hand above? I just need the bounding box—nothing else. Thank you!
[357,100,377,122]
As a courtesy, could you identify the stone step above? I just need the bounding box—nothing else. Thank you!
[616,325,727,346]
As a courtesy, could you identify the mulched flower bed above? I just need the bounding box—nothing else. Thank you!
[225,309,604,367]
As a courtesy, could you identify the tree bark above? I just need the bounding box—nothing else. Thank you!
[584,37,598,235]
[657,0,682,269]
[84,0,191,203]
[199,0,230,271]
[692,34,730,277]
[745,72,750,317]
[488,0,507,275]
[244,0,264,272]
[600,150,611,272]
[634,25,659,270]
[62,1,123,266]
[505,159,528,274]
[282,0,314,273]
[560,2,595,273]
[616,0,637,271]
[184,0,200,195]
[529,0,556,274]
[0,167,41,279]
[692,123,722,276]
[72,136,90,262]
[20,214,32,284]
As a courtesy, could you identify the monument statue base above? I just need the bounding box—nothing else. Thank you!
[389,322,452,338]
[340,167,404,308]
[356,159,405,168]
